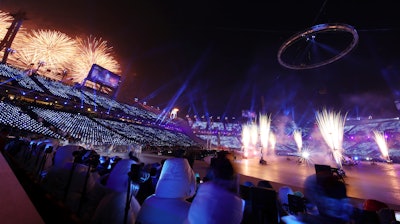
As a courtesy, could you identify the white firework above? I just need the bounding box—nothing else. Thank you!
[10,29,77,77]
[293,129,302,153]
[373,130,391,162]
[68,35,121,83]
[316,108,347,168]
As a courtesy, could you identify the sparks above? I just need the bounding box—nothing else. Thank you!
[259,114,271,149]
[373,130,391,162]
[68,35,121,83]
[0,10,27,61]
[241,124,251,149]
[0,11,13,37]
[316,109,347,168]
[293,129,302,153]
[9,29,77,78]
[241,124,251,158]
[250,122,258,146]
[269,132,276,151]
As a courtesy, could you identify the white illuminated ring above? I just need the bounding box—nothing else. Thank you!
[277,23,359,70]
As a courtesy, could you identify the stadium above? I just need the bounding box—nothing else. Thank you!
[1,4,400,224]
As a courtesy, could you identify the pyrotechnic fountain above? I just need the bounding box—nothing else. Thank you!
[241,124,251,158]
[240,114,272,164]
[293,129,312,164]
[315,109,347,168]
[269,132,276,152]
[373,130,392,163]
[259,114,271,164]
[293,129,302,153]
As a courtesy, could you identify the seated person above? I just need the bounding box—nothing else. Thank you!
[298,174,354,224]
[187,154,244,224]
[135,158,196,224]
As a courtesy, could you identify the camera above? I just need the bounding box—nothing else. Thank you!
[72,149,100,167]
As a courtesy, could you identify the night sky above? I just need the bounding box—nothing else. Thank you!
[1,0,400,122]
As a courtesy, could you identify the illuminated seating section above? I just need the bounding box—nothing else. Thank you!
[82,90,121,110]
[0,64,195,148]
[225,122,242,132]
[35,75,72,99]
[191,120,242,133]
[209,121,224,131]
[197,134,242,149]
[0,64,44,92]
[81,89,167,124]
[80,90,159,123]
[35,75,97,106]
[119,104,160,121]
[342,118,400,159]
[191,121,208,130]
[190,119,243,149]
[31,107,135,145]
[0,101,60,138]
[34,70,159,121]
[94,118,196,147]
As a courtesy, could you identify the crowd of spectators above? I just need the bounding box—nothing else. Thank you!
[2,128,400,223]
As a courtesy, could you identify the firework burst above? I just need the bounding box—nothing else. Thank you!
[298,147,314,165]
[9,29,77,76]
[68,35,121,83]
[373,130,391,162]
[1,9,122,85]
[0,11,13,37]
[0,11,27,61]
[0,11,12,60]
[316,109,347,168]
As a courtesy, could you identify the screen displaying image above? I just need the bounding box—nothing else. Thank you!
[86,64,120,88]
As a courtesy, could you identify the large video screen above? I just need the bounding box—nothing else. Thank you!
[86,64,120,88]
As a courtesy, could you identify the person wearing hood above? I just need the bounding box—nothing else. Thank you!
[136,157,197,224]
